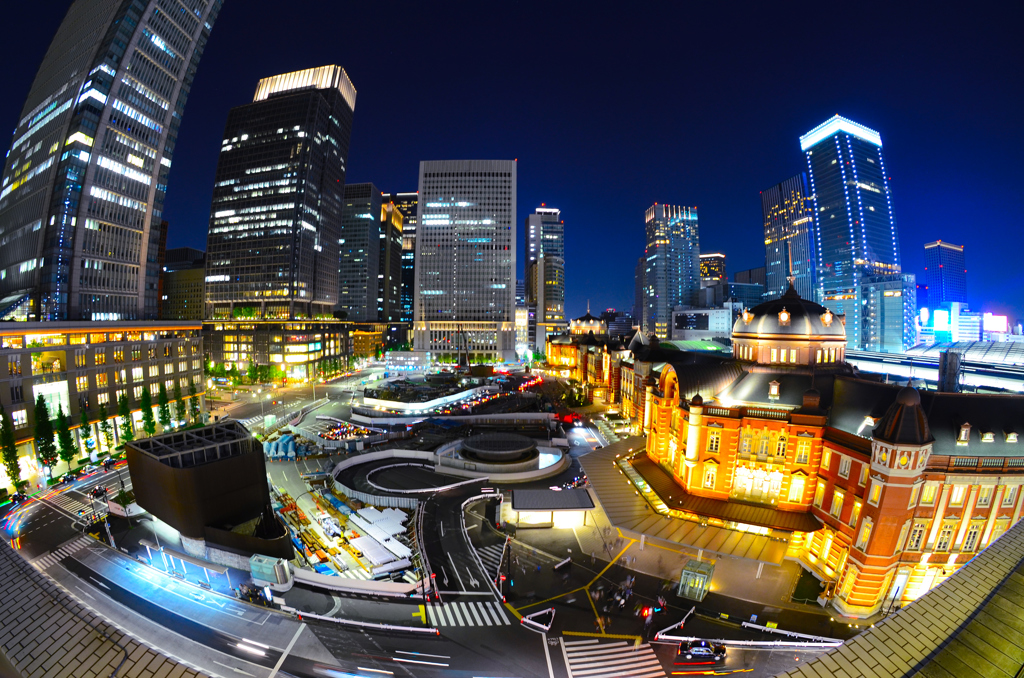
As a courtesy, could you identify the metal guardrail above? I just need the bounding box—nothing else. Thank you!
[285,608,439,634]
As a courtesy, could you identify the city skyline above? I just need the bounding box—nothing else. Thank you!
[2,2,1021,323]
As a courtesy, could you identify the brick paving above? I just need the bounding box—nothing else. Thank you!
[776,516,1024,678]
[0,539,209,678]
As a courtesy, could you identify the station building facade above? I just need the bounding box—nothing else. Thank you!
[606,285,1024,617]
[0,321,206,485]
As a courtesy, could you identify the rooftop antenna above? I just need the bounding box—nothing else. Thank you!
[786,240,796,290]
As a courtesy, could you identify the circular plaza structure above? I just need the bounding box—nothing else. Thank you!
[461,433,538,463]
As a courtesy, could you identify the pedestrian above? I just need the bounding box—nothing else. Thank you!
[591,552,596,565]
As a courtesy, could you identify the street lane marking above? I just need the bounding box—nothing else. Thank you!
[412,604,426,624]
[393,657,449,667]
[395,651,450,658]
[267,623,305,678]
[213,660,255,676]
[542,632,556,678]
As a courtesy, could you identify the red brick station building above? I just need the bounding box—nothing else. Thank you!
[548,285,1024,617]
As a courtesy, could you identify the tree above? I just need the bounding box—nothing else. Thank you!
[247,363,258,384]
[140,389,156,437]
[33,395,57,474]
[173,382,186,427]
[55,405,76,470]
[118,393,134,443]
[98,403,114,451]
[79,406,92,454]
[0,404,20,489]
[157,382,172,430]
[188,381,200,423]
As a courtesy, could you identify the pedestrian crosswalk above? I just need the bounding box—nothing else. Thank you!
[475,542,505,578]
[43,491,97,518]
[29,536,94,571]
[328,565,420,585]
[239,415,264,427]
[425,600,511,627]
[561,638,665,678]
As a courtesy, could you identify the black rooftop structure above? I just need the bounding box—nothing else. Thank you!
[872,386,934,445]
[511,488,595,511]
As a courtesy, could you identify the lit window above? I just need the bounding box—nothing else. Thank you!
[963,524,981,552]
[867,481,882,506]
[775,435,787,457]
[795,440,810,465]
[838,456,851,478]
[856,518,873,550]
[849,500,861,527]
[770,348,777,363]
[790,349,797,363]
[820,448,832,471]
[1003,486,1019,507]
[957,423,971,445]
[706,431,720,453]
[908,524,925,550]
[949,485,966,507]
[97,392,109,405]
[703,465,716,489]
[859,465,869,486]
[149,365,159,377]
[788,475,805,502]
[131,367,143,382]
[133,386,143,400]
[977,486,993,507]
[936,526,953,551]
[11,409,27,428]
[76,376,88,392]
[830,489,844,518]
[813,482,826,508]
[909,484,921,508]
[921,484,937,505]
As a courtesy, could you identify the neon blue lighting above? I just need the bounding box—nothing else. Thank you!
[800,115,882,151]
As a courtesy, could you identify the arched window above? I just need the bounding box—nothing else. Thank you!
[776,434,788,457]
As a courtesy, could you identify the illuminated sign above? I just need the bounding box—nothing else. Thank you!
[983,313,1008,333]
[933,310,950,331]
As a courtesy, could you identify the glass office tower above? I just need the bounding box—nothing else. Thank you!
[525,206,567,348]
[338,183,382,322]
[762,173,816,300]
[382,191,417,323]
[0,0,223,321]
[923,240,966,305]
[413,160,517,362]
[643,204,699,338]
[801,116,901,350]
[205,66,355,321]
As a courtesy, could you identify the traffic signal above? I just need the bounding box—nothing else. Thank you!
[641,606,652,618]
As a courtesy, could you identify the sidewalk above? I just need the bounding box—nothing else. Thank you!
[511,499,883,636]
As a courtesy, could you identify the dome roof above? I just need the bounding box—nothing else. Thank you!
[732,283,845,340]
[873,386,934,445]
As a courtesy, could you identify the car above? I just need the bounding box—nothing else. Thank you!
[89,486,108,499]
[676,640,726,663]
[81,464,100,474]
[9,492,27,504]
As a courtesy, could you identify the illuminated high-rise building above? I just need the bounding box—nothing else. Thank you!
[643,204,700,338]
[699,252,726,288]
[338,183,382,322]
[923,240,966,305]
[382,191,418,323]
[525,206,567,348]
[413,160,516,362]
[205,66,355,321]
[802,116,902,350]
[762,173,816,300]
[378,201,404,323]
[0,0,223,320]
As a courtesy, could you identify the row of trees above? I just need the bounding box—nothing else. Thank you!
[0,379,203,488]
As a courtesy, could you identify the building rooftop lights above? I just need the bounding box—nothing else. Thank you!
[800,115,882,151]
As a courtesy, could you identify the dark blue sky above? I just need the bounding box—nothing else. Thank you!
[5,1,1023,321]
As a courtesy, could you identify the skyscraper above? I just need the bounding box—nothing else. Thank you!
[525,206,567,348]
[923,240,966,305]
[414,160,517,362]
[862,273,917,352]
[338,183,382,322]
[205,66,355,321]
[203,66,355,379]
[0,0,223,321]
[643,204,700,338]
[382,191,418,323]
[378,201,404,323]
[762,173,816,300]
[634,257,646,328]
[802,115,902,350]
[699,252,726,288]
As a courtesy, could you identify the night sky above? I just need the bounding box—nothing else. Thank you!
[5,2,1022,321]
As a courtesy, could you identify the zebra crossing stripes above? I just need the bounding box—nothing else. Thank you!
[29,536,94,571]
[475,542,505,578]
[561,638,666,678]
[44,491,96,517]
[425,600,510,627]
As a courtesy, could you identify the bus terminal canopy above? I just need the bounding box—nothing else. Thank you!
[511,488,594,512]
